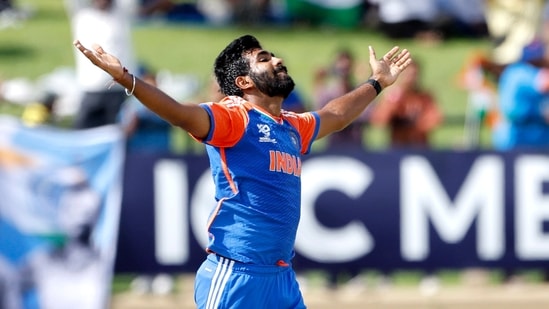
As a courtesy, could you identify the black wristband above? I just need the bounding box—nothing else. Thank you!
[365,78,382,95]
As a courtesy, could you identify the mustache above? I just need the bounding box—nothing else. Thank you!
[275,65,288,74]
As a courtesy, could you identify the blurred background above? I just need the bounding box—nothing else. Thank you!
[1,0,497,150]
[2,0,549,308]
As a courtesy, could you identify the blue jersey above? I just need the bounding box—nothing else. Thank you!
[195,96,319,265]
[493,62,549,149]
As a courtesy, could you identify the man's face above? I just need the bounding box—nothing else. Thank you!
[247,49,295,98]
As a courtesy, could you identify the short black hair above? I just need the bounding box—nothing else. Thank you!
[214,35,262,97]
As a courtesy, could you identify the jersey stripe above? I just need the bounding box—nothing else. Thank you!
[206,198,226,233]
[206,256,235,309]
[219,148,238,193]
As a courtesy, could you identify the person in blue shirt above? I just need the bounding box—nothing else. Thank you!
[492,39,549,150]
[73,34,412,308]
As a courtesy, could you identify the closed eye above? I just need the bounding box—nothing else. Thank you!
[257,50,274,62]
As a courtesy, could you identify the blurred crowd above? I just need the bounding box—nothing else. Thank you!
[3,0,549,154]
[0,0,32,29]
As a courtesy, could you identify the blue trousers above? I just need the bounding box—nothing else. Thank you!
[194,254,306,309]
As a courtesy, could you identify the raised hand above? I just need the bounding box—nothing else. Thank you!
[73,40,126,81]
[368,46,412,89]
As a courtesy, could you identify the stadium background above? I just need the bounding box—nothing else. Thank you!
[2,1,549,308]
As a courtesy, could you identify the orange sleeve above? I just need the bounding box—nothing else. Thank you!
[284,111,319,154]
[195,98,250,147]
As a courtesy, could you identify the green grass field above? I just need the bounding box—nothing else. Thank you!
[0,1,493,149]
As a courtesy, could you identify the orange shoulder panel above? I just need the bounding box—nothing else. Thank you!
[283,111,317,154]
[207,97,251,147]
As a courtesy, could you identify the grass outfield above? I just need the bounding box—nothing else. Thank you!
[109,272,549,309]
[1,0,493,149]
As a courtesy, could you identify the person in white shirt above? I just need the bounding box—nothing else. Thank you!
[66,0,138,129]
[368,0,441,40]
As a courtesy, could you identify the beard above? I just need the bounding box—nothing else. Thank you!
[249,67,295,99]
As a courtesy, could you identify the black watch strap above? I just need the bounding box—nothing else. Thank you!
[365,78,382,95]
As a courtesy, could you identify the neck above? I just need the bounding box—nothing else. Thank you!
[243,93,284,117]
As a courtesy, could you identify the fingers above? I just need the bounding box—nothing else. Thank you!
[72,40,106,57]
[382,46,401,62]
[395,49,411,62]
[93,44,105,55]
[393,49,412,70]
[368,46,376,60]
[73,40,86,53]
[383,47,411,64]
[371,46,412,70]
[381,47,412,71]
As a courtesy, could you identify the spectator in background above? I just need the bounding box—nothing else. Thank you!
[492,41,549,286]
[0,0,31,29]
[118,65,173,153]
[66,0,138,129]
[231,0,270,25]
[0,255,23,309]
[21,93,58,127]
[436,0,488,39]
[138,0,205,23]
[367,0,442,42]
[543,1,549,44]
[491,39,549,150]
[369,60,443,148]
[0,0,12,11]
[457,51,500,148]
[368,0,488,42]
[197,0,271,26]
[484,0,545,66]
[314,48,368,148]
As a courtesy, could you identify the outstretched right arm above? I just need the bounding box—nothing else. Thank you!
[73,40,211,139]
